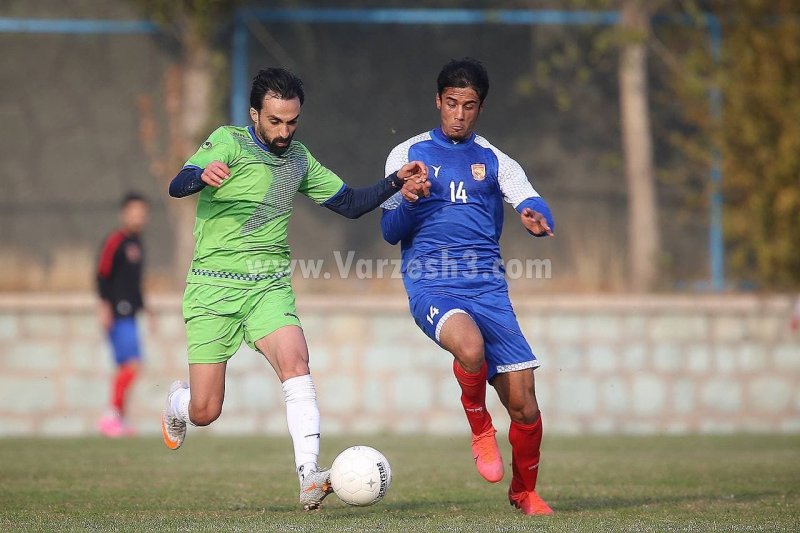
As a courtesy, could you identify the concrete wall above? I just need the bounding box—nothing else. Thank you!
[0,293,798,437]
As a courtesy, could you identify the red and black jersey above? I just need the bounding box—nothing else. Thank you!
[96,230,144,318]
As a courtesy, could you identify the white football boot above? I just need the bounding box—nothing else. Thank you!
[298,464,333,511]
[161,380,188,450]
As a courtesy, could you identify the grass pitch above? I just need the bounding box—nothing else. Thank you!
[1,434,798,531]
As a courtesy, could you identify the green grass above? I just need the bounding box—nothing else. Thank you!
[1,434,798,531]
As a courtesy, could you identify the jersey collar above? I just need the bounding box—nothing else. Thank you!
[247,125,271,153]
[431,127,476,149]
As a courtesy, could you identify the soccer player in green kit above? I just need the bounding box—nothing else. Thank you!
[161,68,429,510]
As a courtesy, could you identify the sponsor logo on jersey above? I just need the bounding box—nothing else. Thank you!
[201,141,213,149]
[471,163,486,181]
[431,165,442,178]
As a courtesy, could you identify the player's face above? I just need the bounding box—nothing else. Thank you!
[436,87,483,141]
[120,200,149,234]
[250,93,301,155]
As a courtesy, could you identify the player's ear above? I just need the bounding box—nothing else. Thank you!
[249,107,258,124]
[435,93,442,110]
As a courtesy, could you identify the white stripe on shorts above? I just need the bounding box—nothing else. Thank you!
[495,360,541,373]
[434,309,469,342]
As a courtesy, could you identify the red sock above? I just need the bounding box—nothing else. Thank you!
[452,360,493,435]
[112,365,138,416]
[509,414,543,493]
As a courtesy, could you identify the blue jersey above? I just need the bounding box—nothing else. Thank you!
[381,128,554,299]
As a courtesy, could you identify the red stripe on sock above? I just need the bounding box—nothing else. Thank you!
[112,365,138,415]
[509,414,543,493]
[452,361,492,435]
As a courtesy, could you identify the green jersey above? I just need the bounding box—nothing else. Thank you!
[183,125,344,287]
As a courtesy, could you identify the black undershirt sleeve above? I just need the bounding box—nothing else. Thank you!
[323,172,404,219]
[168,167,206,198]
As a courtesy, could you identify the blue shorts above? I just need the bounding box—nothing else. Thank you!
[108,317,141,365]
[409,290,540,381]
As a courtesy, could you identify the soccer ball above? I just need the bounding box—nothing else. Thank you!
[330,445,392,506]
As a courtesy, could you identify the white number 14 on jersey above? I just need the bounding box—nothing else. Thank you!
[449,181,468,203]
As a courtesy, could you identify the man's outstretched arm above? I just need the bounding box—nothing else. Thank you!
[516,197,554,237]
[322,162,429,219]
[322,172,403,219]
[486,141,555,237]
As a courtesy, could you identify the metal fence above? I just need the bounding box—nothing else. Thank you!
[0,2,710,292]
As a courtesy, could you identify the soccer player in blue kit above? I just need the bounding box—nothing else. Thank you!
[381,58,555,516]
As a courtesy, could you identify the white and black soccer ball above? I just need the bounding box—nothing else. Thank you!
[330,445,392,506]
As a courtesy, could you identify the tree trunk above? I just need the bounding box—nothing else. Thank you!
[134,3,224,285]
[170,29,213,282]
[619,0,660,292]
[144,25,214,283]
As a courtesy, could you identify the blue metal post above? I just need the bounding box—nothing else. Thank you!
[231,14,249,125]
[0,18,157,34]
[235,8,619,27]
[707,15,725,291]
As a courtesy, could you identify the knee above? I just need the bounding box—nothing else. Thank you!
[189,401,222,427]
[453,338,484,374]
[507,401,540,425]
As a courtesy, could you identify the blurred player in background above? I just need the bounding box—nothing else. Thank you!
[381,58,555,516]
[96,193,151,437]
[161,67,428,511]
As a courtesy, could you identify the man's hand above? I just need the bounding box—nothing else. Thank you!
[397,161,428,181]
[98,300,113,331]
[520,207,553,236]
[401,176,431,202]
[397,161,430,202]
[202,161,230,187]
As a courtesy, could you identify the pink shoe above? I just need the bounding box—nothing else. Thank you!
[509,487,554,516]
[471,428,504,483]
[98,414,125,438]
[121,421,137,437]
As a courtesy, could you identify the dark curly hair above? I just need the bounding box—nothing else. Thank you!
[437,58,489,103]
[250,67,305,111]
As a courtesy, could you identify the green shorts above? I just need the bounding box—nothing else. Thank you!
[182,279,301,364]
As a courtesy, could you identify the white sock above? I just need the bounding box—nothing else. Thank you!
[282,374,321,478]
[170,386,193,425]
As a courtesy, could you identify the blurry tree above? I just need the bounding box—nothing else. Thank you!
[618,0,660,292]
[132,0,238,282]
[715,1,800,289]
[518,0,662,291]
[664,0,800,289]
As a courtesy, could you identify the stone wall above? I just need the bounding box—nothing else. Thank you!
[0,293,798,437]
